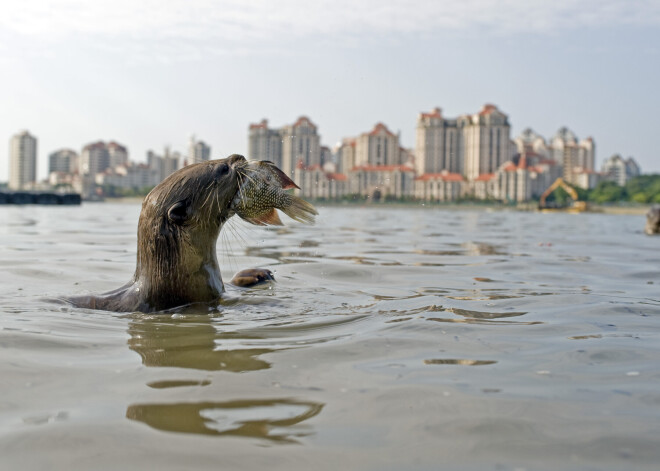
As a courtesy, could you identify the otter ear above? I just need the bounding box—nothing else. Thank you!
[167,201,189,225]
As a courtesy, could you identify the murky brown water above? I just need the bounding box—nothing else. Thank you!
[1,203,660,470]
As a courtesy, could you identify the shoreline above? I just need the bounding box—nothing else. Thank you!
[93,197,654,215]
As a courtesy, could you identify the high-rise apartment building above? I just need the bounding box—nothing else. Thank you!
[80,141,110,175]
[415,108,462,175]
[513,128,551,159]
[147,147,180,183]
[336,138,357,174]
[188,136,211,164]
[248,119,283,168]
[48,149,78,174]
[354,123,400,167]
[602,154,640,186]
[108,142,129,167]
[551,127,595,185]
[79,140,129,175]
[459,104,511,180]
[247,116,321,176]
[9,130,38,190]
[281,116,321,176]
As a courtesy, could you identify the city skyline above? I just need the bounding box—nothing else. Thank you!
[1,1,659,182]
[0,110,642,186]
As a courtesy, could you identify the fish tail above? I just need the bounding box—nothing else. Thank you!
[280,196,318,224]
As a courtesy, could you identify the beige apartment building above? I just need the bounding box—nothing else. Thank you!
[459,104,511,180]
[80,141,111,175]
[415,108,462,175]
[293,163,348,200]
[281,116,321,176]
[354,123,401,167]
[48,149,78,175]
[9,130,38,190]
[551,127,595,186]
[414,171,465,202]
[248,119,283,168]
[248,116,321,176]
[188,136,210,164]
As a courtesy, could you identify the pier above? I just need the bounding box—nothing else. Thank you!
[0,191,82,205]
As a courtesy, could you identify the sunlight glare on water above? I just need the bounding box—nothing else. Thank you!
[1,203,660,470]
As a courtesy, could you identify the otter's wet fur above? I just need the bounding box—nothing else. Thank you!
[67,154,316,313]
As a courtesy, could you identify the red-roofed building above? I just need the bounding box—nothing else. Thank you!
[336,137,357,174]
[293,162,349,200]
[80,140,129,176]
[281,116,321,176]
[354,122,401,168]
[348,164,415,200]
[551,127,596,185]
[415,107,462,176]
[458,104,510,180]
[414,171,465,201]
[248,116,322,175]
[486,151,562,202]
[248,119,283,168]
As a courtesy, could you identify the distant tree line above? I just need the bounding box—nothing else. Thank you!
[544,175,660,205]
[588,175,660,204]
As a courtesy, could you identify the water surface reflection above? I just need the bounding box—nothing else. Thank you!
[126,398,324,442]
[127,316,273,372]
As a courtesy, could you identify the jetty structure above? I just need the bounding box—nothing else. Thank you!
[0,191,82,205]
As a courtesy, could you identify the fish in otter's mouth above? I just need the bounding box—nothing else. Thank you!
[231,160,318,226]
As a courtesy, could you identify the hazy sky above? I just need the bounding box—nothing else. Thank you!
[1,0,659,181]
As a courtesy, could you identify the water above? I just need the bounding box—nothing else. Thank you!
[1,203,659,470]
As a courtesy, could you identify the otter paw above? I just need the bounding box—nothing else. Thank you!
[230,268,275,287]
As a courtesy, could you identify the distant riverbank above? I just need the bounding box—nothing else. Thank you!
[96,197,653,215]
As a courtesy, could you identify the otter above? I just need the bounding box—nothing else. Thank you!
[68,154,316,313]
[646,205,660,235]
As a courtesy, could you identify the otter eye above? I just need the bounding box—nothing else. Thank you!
[167,201,189,225]
[214,163,230,179]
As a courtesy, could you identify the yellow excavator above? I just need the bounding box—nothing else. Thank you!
[539,178,588,212]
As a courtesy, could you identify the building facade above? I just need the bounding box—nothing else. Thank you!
[514,128,551,159]
[348,165,415,200]
[281,116,321,176]
[9,130,38,190]
[188,136,211,164]
[108,142,129,168]
[414,171,464,202]
[459,104,511,180]
[550,127,595,186]
[248,119,283,168]
[80,141,111,175]
[415,108,462,175]
[354,123,401,168]
[147,147,180,183]
[247,116,321,176]
[601,154,641,186]
[293,163,348,200]
[48,149,78,175]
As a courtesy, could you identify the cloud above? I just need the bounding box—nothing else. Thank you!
[1,0,659,57]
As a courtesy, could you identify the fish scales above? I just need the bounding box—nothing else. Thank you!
[231,161,317,226]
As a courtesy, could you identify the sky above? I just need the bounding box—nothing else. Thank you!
[1,0,659,182]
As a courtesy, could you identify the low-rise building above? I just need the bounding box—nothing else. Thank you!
[414,171,464,202]
[95,163,159,190]
[293,163,348,200]
[348,165,415,200]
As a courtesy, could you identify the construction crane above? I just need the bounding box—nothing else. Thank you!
[539,178,588,212]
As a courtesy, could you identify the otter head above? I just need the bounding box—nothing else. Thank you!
[646,205,660,235]
[132,154,247,311]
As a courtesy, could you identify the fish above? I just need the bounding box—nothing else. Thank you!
[232,160,318,226]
